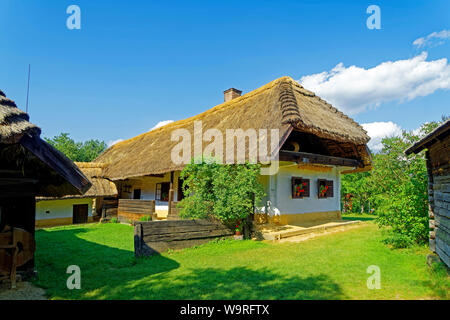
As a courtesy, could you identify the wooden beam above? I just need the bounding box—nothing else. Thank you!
[279,150,363,168]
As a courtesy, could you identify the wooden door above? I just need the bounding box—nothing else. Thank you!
[73,204,88,224]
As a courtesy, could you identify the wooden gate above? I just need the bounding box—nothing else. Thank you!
[134,219,233,256]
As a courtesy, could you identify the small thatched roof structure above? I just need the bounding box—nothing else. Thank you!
[96,76,371,180]
[37,162,118,201]
[0,90,40,144]
[0,90,91,197]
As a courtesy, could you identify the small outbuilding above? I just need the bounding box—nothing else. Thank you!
[405,120,450,267]
[36,162,118,227]
[0,89,91,284]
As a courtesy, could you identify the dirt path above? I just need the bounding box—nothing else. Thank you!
[0,282,47,300]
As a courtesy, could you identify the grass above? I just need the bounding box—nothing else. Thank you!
[34,222,449,300]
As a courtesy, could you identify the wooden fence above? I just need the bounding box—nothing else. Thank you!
[134,219,233,256]
[118,199,155,222]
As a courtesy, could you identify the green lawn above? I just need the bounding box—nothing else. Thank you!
[34,222,449,300]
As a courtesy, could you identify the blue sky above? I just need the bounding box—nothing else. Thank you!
[1,0,449,151]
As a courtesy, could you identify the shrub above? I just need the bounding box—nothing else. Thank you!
[382,231,414,249]
[177,158,264,238]
[139,215,152,222]
[110,217,118,223]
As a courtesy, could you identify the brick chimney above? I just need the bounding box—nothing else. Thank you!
[224,88,242,102]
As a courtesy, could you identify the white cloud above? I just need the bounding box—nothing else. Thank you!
[107,138,123,147]
[413,30,450,48]
[362,121,403,152]
[149,120,174,131]
[298,52,450,115]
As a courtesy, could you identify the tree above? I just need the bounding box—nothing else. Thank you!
[45,133,107,162]
[340,118,445,247]
[177,159,264,239]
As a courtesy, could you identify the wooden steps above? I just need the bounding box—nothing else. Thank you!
[259,220,361,241]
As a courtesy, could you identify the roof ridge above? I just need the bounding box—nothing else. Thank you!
[288,80,369,141]
[100,76,291,153]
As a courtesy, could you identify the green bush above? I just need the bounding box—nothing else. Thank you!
[110,217,118,224]
[177,158,264,238]
[382,232,414,249]
[139,215,152,222]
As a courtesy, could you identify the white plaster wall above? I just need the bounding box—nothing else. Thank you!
[36,198,93,220]
[260,163,342,215]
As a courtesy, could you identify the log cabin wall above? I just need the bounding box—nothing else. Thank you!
[427,134,450,267]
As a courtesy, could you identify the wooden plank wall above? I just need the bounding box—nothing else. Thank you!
[103,198,119,219]
[134,219,233,256]
[118,199,155,222]
[428,134,450,267]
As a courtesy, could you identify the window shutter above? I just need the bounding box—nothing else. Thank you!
[302,179,310,197]
[326,180,334,198]
[318,179,326,198]
[292,177,303,199]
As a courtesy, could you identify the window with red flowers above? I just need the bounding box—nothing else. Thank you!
[318,179,333,198]
[291,177,310,198]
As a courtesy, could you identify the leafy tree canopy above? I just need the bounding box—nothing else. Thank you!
[45,133,107,162]
[341,116,448,246]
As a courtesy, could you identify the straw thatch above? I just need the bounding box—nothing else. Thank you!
[37,162,118,200]
[96,76,371,180]
[0,90,40,144]
[0,90,91,196]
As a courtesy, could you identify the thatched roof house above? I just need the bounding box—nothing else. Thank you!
[37,162,117,201]
[94,76,372,225]
[35,162,118,228]
[96,76,371,180]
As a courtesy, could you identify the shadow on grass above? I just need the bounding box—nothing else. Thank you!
[342,216,376,221]
[34,227,180,299]
[93,266,345,300]
[35,226,344,300]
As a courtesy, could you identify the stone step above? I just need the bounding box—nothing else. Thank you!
[262,220,361,241]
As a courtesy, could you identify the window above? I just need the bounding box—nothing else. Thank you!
[291,177,310,198]
[318,179,333,198]
[133,189,141,199]
[156,182,170,201]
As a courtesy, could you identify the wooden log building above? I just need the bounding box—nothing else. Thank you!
[405,120,450,268]
[0,89,91,281]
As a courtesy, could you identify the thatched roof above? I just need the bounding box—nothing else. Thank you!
[405,119,450,155]
[96,76,371,180]
[37,162,118,200]
[0,90,91,196]
[0,90,40,144]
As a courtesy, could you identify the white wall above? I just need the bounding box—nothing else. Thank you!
[260,162,342,215]
[36,198,93,220]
